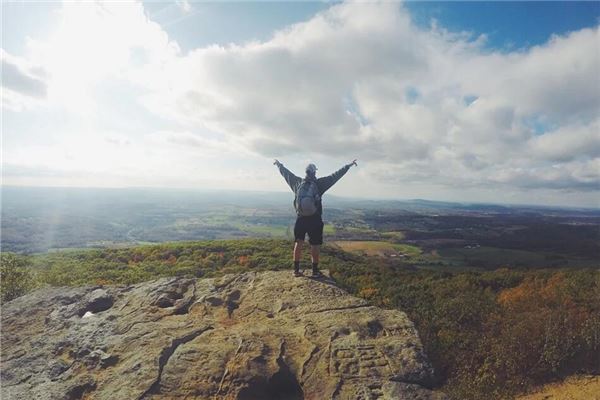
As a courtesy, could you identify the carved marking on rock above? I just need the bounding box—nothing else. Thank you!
[329,344,392,379]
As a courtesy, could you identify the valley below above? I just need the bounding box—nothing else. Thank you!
[1,186,598,399]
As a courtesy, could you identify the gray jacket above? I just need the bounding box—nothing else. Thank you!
[277,163,352,217]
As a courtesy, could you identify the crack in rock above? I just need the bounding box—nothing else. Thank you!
[173,283,197,315]
[310,303,371,314]
[300,345,320,382]
[138,326,214,399]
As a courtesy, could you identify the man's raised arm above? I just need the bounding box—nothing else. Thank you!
[318,159,357,194]
[274,159,301,191]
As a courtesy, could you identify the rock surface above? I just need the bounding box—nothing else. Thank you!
[1,271,446,400]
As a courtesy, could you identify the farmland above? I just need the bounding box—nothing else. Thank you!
[2,186,599,271]
[332,240,421,258]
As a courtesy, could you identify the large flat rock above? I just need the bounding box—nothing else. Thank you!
[1,271,446,400]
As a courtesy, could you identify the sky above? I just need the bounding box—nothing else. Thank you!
[2,1,599,207]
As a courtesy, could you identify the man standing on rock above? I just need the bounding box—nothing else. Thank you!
[274,159,358,277]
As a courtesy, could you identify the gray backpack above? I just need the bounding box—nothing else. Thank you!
[295,180,320,216]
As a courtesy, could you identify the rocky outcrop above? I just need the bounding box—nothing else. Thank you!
[1,271,445,400]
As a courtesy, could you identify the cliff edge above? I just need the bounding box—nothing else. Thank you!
[1,270,446,400]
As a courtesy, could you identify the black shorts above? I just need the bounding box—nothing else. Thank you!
[294,215,324,245]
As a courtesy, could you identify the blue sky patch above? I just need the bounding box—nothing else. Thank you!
[405,87,420,104]
[464,95,478,106]
[343,94,369,126]
[405,1,600,51]
[523,114,556,136]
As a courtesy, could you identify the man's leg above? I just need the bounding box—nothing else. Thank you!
[293,218,306,276]
[311,245,320,274]
[294,240,303,262]
[293,240,304,275]
[309,218,324,276]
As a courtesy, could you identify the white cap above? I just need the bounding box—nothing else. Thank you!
[306,163,318,174]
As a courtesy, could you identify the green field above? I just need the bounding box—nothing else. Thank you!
[323,223,336,234]
[235,223,289,237]
[380,231,406,240]
[437,246,593,269]
[332,240,421,257]
[340,226,378,234]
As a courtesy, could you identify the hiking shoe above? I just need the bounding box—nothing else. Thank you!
[293,270,304,277]
[311,270,324,278]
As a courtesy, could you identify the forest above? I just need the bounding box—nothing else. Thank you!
[2,238,598,399]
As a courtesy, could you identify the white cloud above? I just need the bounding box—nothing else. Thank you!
[176,0,192,14]
[1,50,47,97]
[1,49,49,111]
[528,120,600,162]
[19,0,180,115]
[140,1,598,194]
[2,0,599,205]
[148,130,247,157]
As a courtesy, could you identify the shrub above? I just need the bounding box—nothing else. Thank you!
[1,253,33,303]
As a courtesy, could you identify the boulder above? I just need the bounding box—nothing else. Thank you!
[1,271,446,400]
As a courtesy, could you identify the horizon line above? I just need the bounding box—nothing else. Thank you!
[2,184,599,211]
